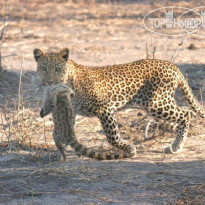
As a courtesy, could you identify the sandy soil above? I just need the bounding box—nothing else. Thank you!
[0,0,205,204]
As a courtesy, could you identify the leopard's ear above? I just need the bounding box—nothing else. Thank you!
[33,48,44,62]
[59,48,69,61]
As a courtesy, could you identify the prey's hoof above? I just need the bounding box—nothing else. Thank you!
[40,108,51,118]
[40,109,45,118]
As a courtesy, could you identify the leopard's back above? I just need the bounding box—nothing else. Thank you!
[71,59,181,114]
[35,48,204,157]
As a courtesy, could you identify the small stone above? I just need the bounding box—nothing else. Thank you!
[188,43,198,50]
[42,152,61,162]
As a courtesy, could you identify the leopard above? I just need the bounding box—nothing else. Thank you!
[34,48,205,156]
[40,83,133,160]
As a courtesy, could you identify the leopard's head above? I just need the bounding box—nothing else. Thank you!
[33,48,69,85]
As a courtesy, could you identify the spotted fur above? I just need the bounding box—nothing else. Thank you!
[40,83,135,160]
[34,48,205,155]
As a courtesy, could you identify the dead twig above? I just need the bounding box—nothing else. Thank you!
[146,42,149,59]
[0,0,8,71]
[171,33,189,63]
[17,54,24,128]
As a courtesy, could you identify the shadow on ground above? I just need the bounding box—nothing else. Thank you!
[0,155,204,205]
[0,63,204,205]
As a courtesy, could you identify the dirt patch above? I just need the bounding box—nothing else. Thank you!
[0,150,205,204]
[0,94,204,204]
[0,0,205,204]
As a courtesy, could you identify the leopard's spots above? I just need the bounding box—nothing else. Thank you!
[35,50,205,158]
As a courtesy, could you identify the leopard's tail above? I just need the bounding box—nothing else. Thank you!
[178,73,205,118]
[68,137,136,160]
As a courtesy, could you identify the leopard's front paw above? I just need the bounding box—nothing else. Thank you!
[126,144,136,158]
[164,146,182,154]
[164,146,173,154]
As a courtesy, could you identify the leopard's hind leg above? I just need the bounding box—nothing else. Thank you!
[164,112,190,153]
[148,100,191,154]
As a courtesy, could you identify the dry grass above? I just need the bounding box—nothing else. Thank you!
[0,77,204,205]
[0,66,56,160]
[176,184,205,205]
[0,1,205,204]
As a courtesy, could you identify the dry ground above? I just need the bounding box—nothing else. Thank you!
[0,0,205,204]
